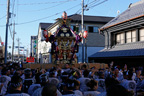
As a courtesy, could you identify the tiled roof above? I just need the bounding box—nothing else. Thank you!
[39,23,52,30]
[69,14,114,23]
[100,0,144,30]
[90,42,144,58]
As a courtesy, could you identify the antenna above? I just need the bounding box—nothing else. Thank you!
[117,10,120,15]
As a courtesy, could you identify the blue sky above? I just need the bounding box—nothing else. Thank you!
[0,0,141,54]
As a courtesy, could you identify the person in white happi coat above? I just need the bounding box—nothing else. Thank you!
[121,71,136,95]
[73,80,83,96]
[0,68,11,95]
[84,80,100,96]
[62,79,80,96]
[78,70,91,92]
[5,75,29,96]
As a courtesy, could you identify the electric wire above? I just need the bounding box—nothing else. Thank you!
[0,0,76,6]
[20,1,72,12]
[17,0,76,5]
[87,0,108,9]
[14,3,81,25]
[0,15,7,20]
[0,0,107,27]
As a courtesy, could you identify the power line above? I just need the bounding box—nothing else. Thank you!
[0,3,83,27]
[75,0,100,14]
[0,15,6,20]
[14,3,80,25]
[87,0,108,9]
[17,0,76,5]
[20,1,72,12]
[87,0,90,4]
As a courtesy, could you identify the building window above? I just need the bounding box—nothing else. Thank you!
[71,25,79,33]
[116,34,120,44]
[116,33,125,44]
[126,31,131,43]
[132,30,136,42]
[88,26,99,33]
[126,30,136,43]
[139,28,144,41]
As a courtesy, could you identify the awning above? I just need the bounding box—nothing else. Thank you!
[89,42,144,58]
[89,48,144,58]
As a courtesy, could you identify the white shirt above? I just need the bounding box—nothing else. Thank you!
[62,94,80,96]
[1,75,11,95]
[95,79,106,92]
[97,92,107,96]
[32,87,62,96]
[84,91,100,96]
[28,84,41,95]
[5,93,30,96]
[74,90,83,96]
[121,79,136,92]
[78,77,91,92]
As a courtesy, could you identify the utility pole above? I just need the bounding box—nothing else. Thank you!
[85,39,87,63]
[17,38,20,62]
[12,22,15,62]
[4,0,10,64]
[81,0,85,63]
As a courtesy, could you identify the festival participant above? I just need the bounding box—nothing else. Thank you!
[132,67,136,81]
[63,64,71,73]
[84,80,100,96]
[22,68,35,93]
[73,80,83,96]
[0,67,11,95]
[121,71,136,95]
[78,70,90,92]
[107,84,133,96]
[97,77,120,96]
[32,73,62,96]
[121,71,128,86]
[81,64,88,76]
[114,68,123,82]
[69,70,81,80]
[62,79,79,96]
[57,72,69,94]
[32,73,49,96]
[95,72,106,92]
[41,83,57,96]
[6,75,29,96]
[88,67,98,79]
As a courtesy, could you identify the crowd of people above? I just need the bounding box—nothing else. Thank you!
[0,62,144,96]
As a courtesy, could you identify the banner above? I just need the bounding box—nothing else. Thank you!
[26,57,34,63]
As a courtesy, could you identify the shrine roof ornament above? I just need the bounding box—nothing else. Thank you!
[62,11,67,20]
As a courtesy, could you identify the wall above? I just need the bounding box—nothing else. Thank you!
[77,46,104,63]
[23,63,108,69]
